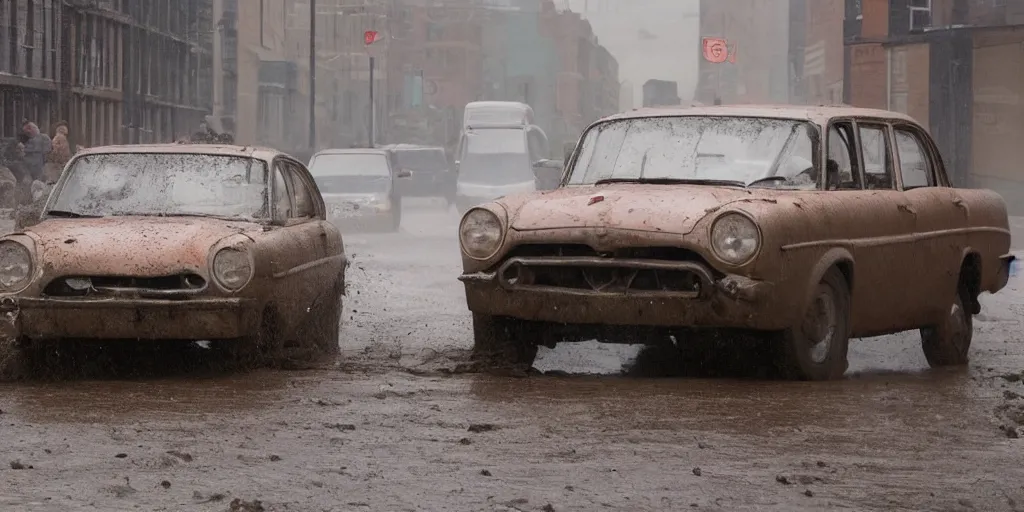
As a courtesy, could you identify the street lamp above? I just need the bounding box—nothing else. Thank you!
[309,0,317,149]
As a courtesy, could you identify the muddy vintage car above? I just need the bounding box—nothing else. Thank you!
[0,144,346,361]
[458,105,1015,380]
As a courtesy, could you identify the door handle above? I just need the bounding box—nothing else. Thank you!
[897,203,916,215]
[953,197,966,208]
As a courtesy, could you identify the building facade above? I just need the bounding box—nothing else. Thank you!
[0,0,213,147]
[844,0,1024,211]
[217,0,385,152]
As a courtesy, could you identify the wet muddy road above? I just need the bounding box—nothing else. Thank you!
[2,203,1024,511]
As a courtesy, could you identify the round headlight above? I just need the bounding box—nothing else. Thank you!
[710,213,761,265]
[459,208,505,259]
[212,248,253,290]
[0,240,32,290]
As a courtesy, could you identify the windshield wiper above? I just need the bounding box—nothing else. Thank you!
[746,176,789,188]
[111,212,247,221]
[44,210,101,218]
[594,177,745,187]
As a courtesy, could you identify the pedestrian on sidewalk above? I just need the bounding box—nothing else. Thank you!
[20,120,52,183]
[44,121,74,184]
[0,139,27,209]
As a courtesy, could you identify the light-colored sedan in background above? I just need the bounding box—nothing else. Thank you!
[308,148,410,232]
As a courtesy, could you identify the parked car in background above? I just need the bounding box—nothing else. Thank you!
[308,148,410,232]
[457,105,1014,381]
[377,144,455,204]
[0,144,347,364]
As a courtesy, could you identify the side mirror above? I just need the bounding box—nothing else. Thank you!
[533,159,563,169]
[396,169,412,178]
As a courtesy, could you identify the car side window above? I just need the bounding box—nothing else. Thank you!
[284,162,316,218]
[858,124,895,190]
[271,162,291,220]
[826,122,859,190]
[894,128,935,189]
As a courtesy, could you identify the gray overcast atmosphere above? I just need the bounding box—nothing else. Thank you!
[566,0,700,105]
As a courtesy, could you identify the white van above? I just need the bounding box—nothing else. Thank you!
[463,101,534,128]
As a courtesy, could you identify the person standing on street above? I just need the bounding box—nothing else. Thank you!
[44,121,72,183]
[21,121,52,183]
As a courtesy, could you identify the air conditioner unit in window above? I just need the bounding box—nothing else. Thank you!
[909,1,932,31]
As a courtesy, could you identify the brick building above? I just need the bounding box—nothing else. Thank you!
[381,0,618,156]
[801,0,846,104]
[844,0,1024,211]
[216,0,386,151]
[0,0,213,147]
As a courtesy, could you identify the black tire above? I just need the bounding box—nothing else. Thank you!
[920,283,973,367]
[224,309,283,367]
[471,312,538,367]
[307,285,343,356]
[389,198,402,232]
[777,267,851,381]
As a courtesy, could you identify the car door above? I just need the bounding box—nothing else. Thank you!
[846,120,919,333]
[261,158,321,328]
[892,123,966,322]
[286,158,345,286]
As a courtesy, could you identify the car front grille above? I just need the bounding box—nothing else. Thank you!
[496,245,716,297]
[43,274,208,298]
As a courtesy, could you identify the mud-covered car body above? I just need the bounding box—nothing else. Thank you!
[458,105,1014,379]
[0,144,346,345]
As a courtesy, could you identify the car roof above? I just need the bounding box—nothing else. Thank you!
[599,104,920,125]
[312,148,389,156]
[375,144,444,152]
[466,101,532,109]
[76,143,285,161]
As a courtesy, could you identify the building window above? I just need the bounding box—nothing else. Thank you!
[890,48,907,88]
[426,23,442,41]
[909,0,932,31]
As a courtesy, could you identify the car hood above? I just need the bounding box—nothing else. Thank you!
[322,192,388,204]
[25,217,262,276]
[506,184,777,234]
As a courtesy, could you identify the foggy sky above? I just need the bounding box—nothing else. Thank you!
[565,0,700,105]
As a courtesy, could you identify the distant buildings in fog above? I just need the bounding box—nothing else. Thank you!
[642,79,681,107]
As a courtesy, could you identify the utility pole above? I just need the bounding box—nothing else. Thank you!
[309,0,317,149]
[369,56,375,146]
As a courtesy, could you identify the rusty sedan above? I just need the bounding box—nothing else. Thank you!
[458,105,1015,380]
[0,144,347,362]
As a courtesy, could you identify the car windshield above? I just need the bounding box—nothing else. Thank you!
[394,149,448,173]
[310,153,391,177]
[567,116,818,189]
[309,153,391,194]
[464,128,527,155]
[48,153,268,219]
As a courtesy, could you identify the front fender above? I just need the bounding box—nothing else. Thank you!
[793,247,855,326]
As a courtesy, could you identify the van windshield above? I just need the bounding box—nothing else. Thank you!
[464,128,527,154]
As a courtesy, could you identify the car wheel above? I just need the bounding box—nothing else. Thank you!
[472,312,538,368]
[225,309,283,367]
[920,284,972,367]
[389,210,401,232]
[308,284,343,356]
[777,267,850,381]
